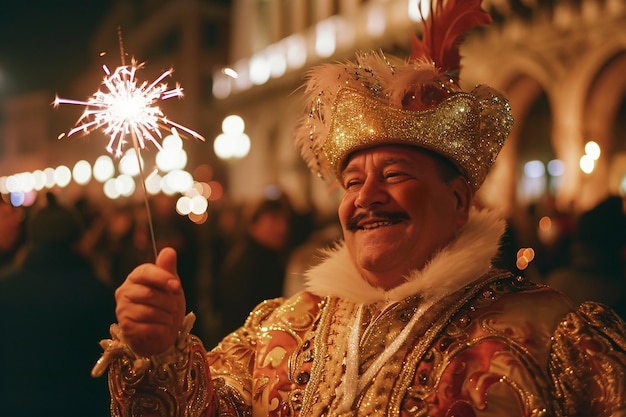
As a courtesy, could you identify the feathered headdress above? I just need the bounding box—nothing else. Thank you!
[295,0,513,192]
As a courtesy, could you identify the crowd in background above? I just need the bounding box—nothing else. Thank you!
[2,189,626,330]
[0,188,625,415]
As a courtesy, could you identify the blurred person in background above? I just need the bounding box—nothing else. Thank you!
[216,189,294,337]
[0,199,26,272]
[0,191,115,417]
[546,195,626,320]
[282,218,342,298]
[89,202,150,288]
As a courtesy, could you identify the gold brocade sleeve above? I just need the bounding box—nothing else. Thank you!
[94,313,216,417]
[205,298,286,417]
[549,301,626,416]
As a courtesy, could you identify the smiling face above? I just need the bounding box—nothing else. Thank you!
[338,145,472,290]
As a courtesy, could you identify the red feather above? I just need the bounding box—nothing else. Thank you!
[410,0,491,77]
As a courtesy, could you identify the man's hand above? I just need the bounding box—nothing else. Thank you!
[115,247,186,357]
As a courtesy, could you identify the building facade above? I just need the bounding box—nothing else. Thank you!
[215,0,626,221]
[1,0,625,223]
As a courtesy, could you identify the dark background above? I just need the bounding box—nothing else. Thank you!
[0,1,111,97]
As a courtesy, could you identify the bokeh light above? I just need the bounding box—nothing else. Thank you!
[72,160,92,185]
[54,165,72,188]
[93,155,115,183]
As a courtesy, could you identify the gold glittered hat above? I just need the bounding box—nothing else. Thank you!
[295,0,513,192]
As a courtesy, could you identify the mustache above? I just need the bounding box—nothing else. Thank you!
[346,211,410,231]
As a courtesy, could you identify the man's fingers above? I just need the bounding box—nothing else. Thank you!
[155,248,186,316]
[156,247,179,278]
[122,266,169,292]
[117,291,176,318]
[116,307,175,329]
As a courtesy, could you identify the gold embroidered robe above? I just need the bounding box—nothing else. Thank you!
[107,210,626,416]
[207,273,626,417]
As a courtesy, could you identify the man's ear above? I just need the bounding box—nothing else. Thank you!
[450,176,472,225]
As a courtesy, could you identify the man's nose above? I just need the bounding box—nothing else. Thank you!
[355,178,387,208]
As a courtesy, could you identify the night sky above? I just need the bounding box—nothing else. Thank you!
[0,1,111,97]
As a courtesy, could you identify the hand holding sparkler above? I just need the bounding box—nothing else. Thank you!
[113,246,186,357]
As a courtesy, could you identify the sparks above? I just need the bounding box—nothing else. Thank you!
[54,60,205,157]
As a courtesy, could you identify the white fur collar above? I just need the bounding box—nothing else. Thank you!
[304,208,506,304]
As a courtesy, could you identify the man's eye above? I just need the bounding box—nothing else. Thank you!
[345,179,362,189]
[385,171,404,179]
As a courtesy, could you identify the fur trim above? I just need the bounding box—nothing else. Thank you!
[304,208,506,304]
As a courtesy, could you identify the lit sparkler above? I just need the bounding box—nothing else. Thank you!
[54,60,205,156]
[54,33,205,259]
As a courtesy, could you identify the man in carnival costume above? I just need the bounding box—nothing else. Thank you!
[95,1,626,416]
